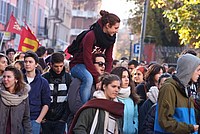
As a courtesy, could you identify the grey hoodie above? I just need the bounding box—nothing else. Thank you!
[175,54,200,96]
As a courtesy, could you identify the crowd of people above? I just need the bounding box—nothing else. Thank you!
[0,10,200,134]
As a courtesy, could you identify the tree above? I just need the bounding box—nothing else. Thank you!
[151,0,200,47]
[128,0,180,46]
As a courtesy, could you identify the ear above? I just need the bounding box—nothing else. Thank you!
[105,23,110,29]
[103,85,106,91]
[49,63,53,67]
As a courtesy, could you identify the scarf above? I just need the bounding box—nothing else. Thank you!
[93,20,116,49]
[146,86,159,103]
[118,86,131,99]
[49,68,65,78]
[0,84,30,106]
[68,90,124,134]
[92,90,119,134]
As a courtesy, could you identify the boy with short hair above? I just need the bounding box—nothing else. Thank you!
[23,50,51,134]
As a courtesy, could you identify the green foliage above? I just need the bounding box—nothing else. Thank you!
[151,0,200,47]
[127,0,180,46]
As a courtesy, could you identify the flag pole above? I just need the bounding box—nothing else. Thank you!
[0,12,13,51]
[0,32,5,51]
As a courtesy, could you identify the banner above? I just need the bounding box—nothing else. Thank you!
[18,26,40,52]
[6,12,21,34]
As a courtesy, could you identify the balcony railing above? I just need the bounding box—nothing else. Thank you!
[72,10,98,18]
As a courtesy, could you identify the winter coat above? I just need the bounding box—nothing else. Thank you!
[154,54,200,134]
[118,86,138,134]
[23,69,51,120]
[67,78,96,129]
[138,98,154,133]
[0,82,32,134]
[154,77,197,134]
[135,82,155,109]
[42,68,71,122]
[69,99,124,134]
[141,104,156,134]
[68,90,124,134]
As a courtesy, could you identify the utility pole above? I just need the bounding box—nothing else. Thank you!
[139,0,149,62]
[129,34,134,60]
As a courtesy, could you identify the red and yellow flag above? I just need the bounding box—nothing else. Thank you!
[18,26,40,52]
[6,12,21,34]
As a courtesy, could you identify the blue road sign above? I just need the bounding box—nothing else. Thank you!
[133,43,140,54]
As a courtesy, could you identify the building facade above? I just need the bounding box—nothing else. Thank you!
[0,0,102,52]
[0,0,48,50]
[70,0,101,43]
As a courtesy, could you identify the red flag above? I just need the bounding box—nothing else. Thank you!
[18,26,40,52]
[64,48,71,60]
[6,12,21,34]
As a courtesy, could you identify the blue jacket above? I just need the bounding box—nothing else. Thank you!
[118,97,138,134]
[23,69,51,120]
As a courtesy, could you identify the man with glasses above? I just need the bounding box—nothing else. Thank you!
[67,53,106,129]
[93,54,106,76]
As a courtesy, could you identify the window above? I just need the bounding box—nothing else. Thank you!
[0,1,7,24]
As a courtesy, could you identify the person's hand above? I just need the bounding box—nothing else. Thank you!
[36,118,42,124]
[193,125,199,132]
[96,82,101,90]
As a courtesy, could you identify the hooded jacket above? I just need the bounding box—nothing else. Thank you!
[154,54,200,134]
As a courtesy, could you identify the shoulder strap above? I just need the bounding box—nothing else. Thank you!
[90,109,99,134]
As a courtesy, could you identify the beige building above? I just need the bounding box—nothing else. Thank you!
[47,0,102,51]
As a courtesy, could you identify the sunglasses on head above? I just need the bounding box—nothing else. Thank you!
[94,61,106,67]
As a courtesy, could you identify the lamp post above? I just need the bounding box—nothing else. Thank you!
[139,0,149,62]
[129,34,134,60]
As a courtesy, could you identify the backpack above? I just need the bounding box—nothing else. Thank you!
[67,23,96,55]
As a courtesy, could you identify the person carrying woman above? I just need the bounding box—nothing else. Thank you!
[68,74,124,134]
[69,10,120,104]
[0,65,32,133]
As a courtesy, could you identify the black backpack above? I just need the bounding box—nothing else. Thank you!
[67,23,96,55]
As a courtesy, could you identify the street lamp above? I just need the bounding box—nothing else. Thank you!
[139,0,149,62]
[129,33,134,60]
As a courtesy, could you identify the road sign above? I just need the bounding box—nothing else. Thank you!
[133,43,140,54]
